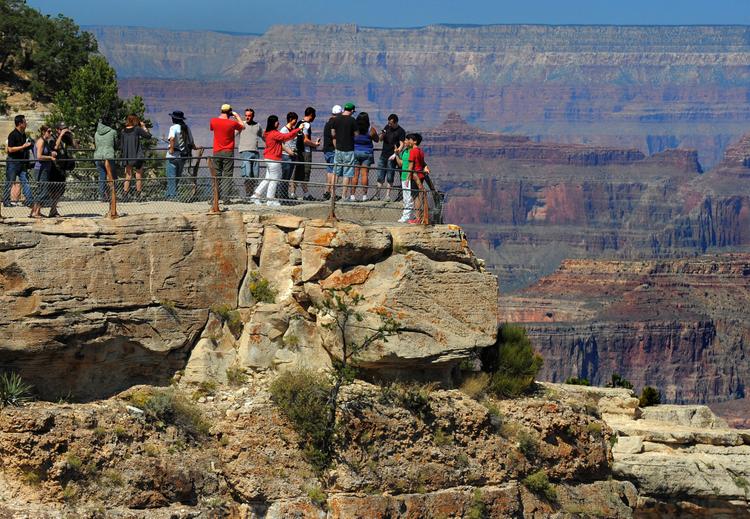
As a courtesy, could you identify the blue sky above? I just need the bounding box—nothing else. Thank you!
[27,0,750,33]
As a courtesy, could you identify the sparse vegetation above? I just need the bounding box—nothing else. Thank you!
[22,468,42,486]
[460,372,490,400]
[306,484,328,509]
[467,488,487,519]
[0,371,33,407]
[226,366,248,387]
[481,324,543,398]
[0,91,8,115]
[484,402,504,433]
[191,380,217,400]
[607,373,633,390]
[270,369,331,473]
[639,386,661,407]
[380,381,436,420]
[210,304,243,338]
[246,271,277,304]
[565,376,590,386]
[734,476,750,496]
[433,428,453,446]
[522,469,557,502]
[587,421,603,436]
[518,430,540,459]
[127,388,210,440]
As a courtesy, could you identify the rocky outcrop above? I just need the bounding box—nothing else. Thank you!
[545,382,750,518]
[0,212,497,399]
[500,255,750,408]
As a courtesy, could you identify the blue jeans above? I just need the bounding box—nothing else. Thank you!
[166,157,185,198]
[240,150,260,178]
[4,160,33,206]
[95,160,109,200]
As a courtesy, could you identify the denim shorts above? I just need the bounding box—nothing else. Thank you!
[376,155,398,185]
[354,151,374,167]
[324,151,335,174]
[334,150,355,178]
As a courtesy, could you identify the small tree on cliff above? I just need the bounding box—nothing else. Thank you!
[270,287,421,474]
[480,323,543,398]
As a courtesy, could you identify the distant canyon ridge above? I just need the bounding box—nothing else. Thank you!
[91,23,750,168]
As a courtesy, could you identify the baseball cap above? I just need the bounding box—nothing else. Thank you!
[169,110,186,120]
[331,104,343,115]
[56,121,68,129]
[220,103,232,113]
[343,102,355,112]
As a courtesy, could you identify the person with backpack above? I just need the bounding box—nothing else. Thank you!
[165,110,196,199]
[29,125,54,218]
[290,106,320,201]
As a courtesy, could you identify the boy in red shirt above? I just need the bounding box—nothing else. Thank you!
[210,103,244,201]
[407,133,429,224]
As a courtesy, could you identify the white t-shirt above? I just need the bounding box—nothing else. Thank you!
[280,125,293,157]
[167,124,181,158]
[301,121,312,153]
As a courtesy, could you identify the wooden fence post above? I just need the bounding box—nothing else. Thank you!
[207,157,220,214]
[106,159,118,219]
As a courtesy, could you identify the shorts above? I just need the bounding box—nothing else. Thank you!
[354,151,374,167]
[334,150,355,178]
[293,151,312,182]
[377,155,398,185]
[324,151,335,174]
[124,159,145,169]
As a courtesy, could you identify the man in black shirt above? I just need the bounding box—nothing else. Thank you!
[331,102,357,200]
[4,115,34,207]
[322,105,341,200]
[375,113,406,201]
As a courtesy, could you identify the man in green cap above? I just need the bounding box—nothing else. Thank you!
[330,102,357,200]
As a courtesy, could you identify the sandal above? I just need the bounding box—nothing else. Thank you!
[48,210,61,218]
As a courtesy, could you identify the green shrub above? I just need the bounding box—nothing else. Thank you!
[607,373,633,390]
[269,370,331,474]
[518,430,539,459]
[459,373,490,400]
[128,388,210,440]
[210,304,243,338]
[467,488,486,519]
[639,386,661,407]
[565,376,590,386]
[522,469,557,502]
[306,484,328,509]
[0,371,33,407]
[226,366,248,387]
[191,380,217,400]
[586,422,603,436]
[246,271,277,304]
[481,324,543,398]
[0,92,9,116]
[433,428,453,446]
[379,382,436,420]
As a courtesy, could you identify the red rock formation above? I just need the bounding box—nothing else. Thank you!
[499,255,750,412]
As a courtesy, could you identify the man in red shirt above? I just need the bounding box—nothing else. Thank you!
[210,103,244,201]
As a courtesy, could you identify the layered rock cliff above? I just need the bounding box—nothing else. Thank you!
[500,255,750,411]
[0,212,497,400]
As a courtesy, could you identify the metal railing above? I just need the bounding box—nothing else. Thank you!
[0,156,444,224]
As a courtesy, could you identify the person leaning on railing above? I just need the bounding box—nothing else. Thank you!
[4,114,34,208]
[250,115,302,206]
[94,118,117,202]
[165,110,197,199]
[29,125,55,218]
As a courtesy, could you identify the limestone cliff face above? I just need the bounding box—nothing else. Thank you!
[501,255,750,408]
[0,212,497,400]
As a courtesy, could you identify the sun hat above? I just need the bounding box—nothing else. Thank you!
[331,105,343,115]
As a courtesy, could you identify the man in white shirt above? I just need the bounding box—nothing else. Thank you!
[237,108,263,197]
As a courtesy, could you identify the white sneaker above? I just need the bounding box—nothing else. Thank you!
[289,192,296,200]
[360,195,368,202]
[267,200,281,207]
[250,195,261,205]
[398,217,409,223]
[349,195,356,201]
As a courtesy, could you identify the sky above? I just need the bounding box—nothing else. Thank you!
[27,0,750,33]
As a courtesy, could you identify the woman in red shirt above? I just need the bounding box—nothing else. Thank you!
[251,115,302,206]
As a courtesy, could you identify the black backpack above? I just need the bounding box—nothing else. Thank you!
[295,121,306,155]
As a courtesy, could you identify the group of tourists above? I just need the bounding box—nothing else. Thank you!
[3,115,74,218]
[4,101,432,223]
[206,102,432,223]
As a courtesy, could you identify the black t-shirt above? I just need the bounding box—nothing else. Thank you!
[7,129,30,160]
[381,125,406,156]
[322,117,335,153]
[331,114,356,152]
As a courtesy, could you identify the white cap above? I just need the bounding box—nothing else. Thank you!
[331,104,343,115]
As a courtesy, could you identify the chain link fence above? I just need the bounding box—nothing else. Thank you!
[0,156,445,224]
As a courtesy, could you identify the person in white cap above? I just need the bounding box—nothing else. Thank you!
[210,103,244,201]
[322,104,342,200]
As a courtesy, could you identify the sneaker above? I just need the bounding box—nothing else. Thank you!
[335,195,342,201]
[360,195,368,202]
[322,192,331,201]
[408,219,420,224]
[398,217,409,223]
[349,195,356,202]
[289,192,297,200]
[303,194,315,202]
[266,200,281,207]
[250,195,261,205]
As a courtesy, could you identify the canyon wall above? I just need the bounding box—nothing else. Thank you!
[90,24,750,167]
[500,255,750,411]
